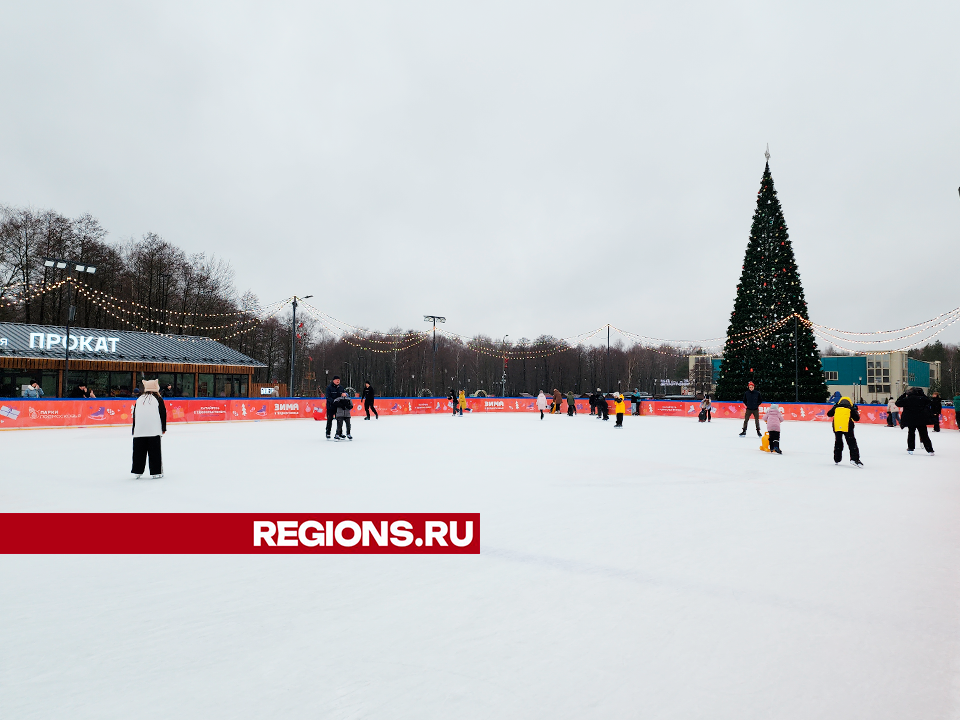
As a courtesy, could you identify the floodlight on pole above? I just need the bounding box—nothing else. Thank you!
[423,315,446,397]
[290,295,314,397]
[41,256,98,396]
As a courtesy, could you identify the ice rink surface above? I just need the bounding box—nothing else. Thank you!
[2,411,960,719]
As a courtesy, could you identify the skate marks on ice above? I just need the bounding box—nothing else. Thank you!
[480,546,958,641]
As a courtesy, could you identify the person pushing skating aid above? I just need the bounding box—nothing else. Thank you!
[765,403,783,454]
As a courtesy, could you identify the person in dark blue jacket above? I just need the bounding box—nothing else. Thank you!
[738,381,763,437]
[325,376,343,439]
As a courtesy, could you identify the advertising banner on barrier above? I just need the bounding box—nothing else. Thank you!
[0,397,955,430]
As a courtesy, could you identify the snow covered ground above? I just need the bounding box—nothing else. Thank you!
[2,412,959,719]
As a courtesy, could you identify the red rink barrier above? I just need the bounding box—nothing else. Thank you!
[0,513,481,554]
[0,397,954,430]
[637,400,957,430]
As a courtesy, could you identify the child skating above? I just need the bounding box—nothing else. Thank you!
[765,403,783,454]
[614,393,626,428]
[826,396,862,467]
[334,392,353,440]
[536,391,548,419]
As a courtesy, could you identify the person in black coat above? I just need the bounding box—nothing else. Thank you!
[930,392,943,432]
[895,387,934,454]
[738,381,763,437]
[362,381,378,420]
[595,391,609,421]
[324,376,344,439]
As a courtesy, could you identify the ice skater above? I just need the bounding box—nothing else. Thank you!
[700,395,712,423]
[827,395,862,467]
[597,392,609,421]
[738,381,762,437]
[334,392,353,440]
[886,396,900,428]
[765,403,783,454]
[552,389,562,414]
[362,381,378,420]
[536,390,548,419]
[324,375,343,439]
[930,392,942,432]
[614,393,626,427]
[458,389,466,416]
[566,391,576,416]
[131,379,166,478]
[896,387,934,455]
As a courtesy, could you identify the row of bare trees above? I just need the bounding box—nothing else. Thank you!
[1,204,697,395]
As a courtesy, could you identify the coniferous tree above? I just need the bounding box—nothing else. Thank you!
[715,157,828,402]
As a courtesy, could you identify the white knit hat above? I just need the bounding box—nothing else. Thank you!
[142,379,160,393]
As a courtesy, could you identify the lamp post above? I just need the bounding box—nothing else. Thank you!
[290,295,313,396]
[423,315,445,397]
[502,335,509,398]
[43,258,96,397]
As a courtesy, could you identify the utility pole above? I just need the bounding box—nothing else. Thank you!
[606,324,610,393]
[290,295,313,396]
[794,314,799,402]
[502,335,509,397]
[423,315,446,397]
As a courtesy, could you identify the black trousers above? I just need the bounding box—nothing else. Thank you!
[567,403,575,416]
[933,417,940,432]
[834,429,860,463]
[365,400,378,419]
[907,425,933,452]
[768,430,780,450]
[132,436,163,475]
[615,412,623,426]
[742,408,761,434]
[336,417,351,436]
[325,404,336,436]
[599,404,609,420]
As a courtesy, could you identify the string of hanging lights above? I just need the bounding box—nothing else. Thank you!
[72,284,290,332]
[0,279,69,308]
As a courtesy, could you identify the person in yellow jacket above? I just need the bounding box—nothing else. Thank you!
[614,393,626,428]
[826,396,863,467]
[457,389,466,415]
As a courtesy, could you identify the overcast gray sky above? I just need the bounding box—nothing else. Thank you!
[2,1,958,346]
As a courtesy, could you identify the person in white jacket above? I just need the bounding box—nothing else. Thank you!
[886,397,900,428]
[536,391,548,420]
[132,379,167,478]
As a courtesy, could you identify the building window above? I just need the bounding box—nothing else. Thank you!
[824,371,838,381]
[0,369,57,398]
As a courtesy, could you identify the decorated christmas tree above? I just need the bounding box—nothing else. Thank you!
[715,152,829,402]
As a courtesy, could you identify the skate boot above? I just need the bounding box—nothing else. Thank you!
[347,434,353,440]
[151,473,164,478]
[850,460,863,468]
